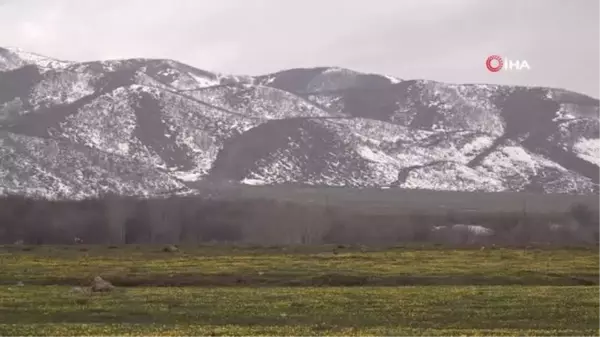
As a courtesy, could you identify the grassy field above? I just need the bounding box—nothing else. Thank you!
[0,245,598,336]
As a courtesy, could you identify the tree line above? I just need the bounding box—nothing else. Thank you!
[0,194,597,246]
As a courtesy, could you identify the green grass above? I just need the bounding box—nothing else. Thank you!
[0,245,598,336]
[1,245,597,286]
[0,286,600,335]
[0,286,597,336]
[0,324,599,337]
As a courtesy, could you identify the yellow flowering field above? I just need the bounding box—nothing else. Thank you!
[0,324,600,337]
[0,245,598,336]
[1,245,597,286]
[0,285,598,336]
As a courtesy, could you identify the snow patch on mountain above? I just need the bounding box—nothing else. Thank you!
[306,94,347,115]
[0,47,73,72]
[383,75,402,84]
[135,72,173,91]
[0,50,26,71]
[554,105,578,121]
[160,60,220,90]
[392,133,494,166]
[401,162,504,192]
[30,71,96,109]
[157,87,262,179]
[241,178,268,186]
[59,85,166,166]
[420,82,505,135]
[573,137,600,166]
[478,142,598,193]
[0,131,187,199]
[322,118,499,168]
[246,150,307,184]
[478,144,540,191]
[1,48,598,197]
[354,145,400,185]
[185,85,332,119]
[0,97,26,119]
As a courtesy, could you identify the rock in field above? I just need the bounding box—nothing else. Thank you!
[90,276,115,292]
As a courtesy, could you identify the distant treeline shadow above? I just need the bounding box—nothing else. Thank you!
[0,194,598,246]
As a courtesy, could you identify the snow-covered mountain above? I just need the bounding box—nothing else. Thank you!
[0,47,598,199]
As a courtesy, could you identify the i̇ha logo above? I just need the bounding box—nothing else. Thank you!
[486,55,531,72]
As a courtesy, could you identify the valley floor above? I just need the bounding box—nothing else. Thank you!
[0,245,598,336]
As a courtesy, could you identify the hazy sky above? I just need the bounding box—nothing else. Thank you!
[0,0,598,97]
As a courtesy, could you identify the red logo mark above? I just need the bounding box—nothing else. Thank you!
[486,55,503,72]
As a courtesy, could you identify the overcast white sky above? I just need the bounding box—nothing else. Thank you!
[0,0,598,97]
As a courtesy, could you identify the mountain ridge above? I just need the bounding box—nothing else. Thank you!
[0,47,598,199]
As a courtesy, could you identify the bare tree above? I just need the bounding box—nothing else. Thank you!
[103,193,129,244]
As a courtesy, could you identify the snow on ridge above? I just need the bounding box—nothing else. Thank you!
[573,137,600,166]
[241,178,267,186]
[321,67,347,74]
[161,60,221,90]
[1,47,598,195]
[0,50,26,72]
[4,47,73,71]
[187,72,220,88]
[185,84,332,120]
[383,74,402,84]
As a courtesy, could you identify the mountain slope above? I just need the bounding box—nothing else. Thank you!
[0,47,598,198]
